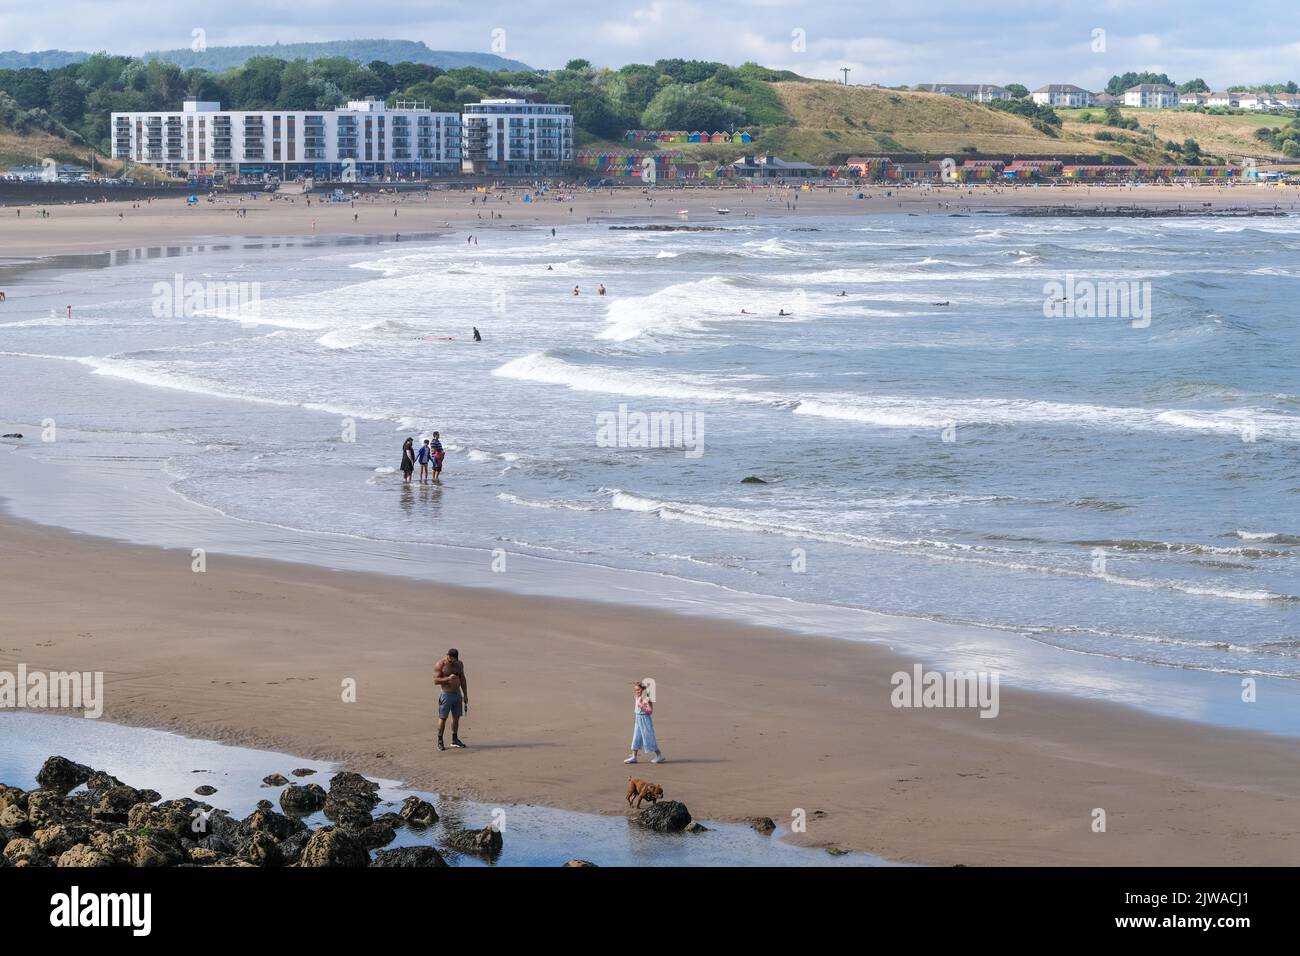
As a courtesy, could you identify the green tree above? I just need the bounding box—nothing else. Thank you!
[641,83,744,130]
[1106,71,1174,95]
[1005,83,1029,99]
[48,76,85,123]
[341,68,386,100]
[367,60,397,93]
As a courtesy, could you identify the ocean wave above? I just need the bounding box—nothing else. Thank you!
[497,492,599,512]
[1235,530,1300,544]
[607,490,1298,603]
[596,275,827,342]
[491,350,777,404]
[1070,538,1287,559]
[493,352,1300,441]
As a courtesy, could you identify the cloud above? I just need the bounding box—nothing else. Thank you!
[0,0,1294,88]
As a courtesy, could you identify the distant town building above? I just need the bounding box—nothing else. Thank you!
[915,84,1013,103]
[1031,84,1092,108]
[1123,84,1180,108]
[461,98,573,175]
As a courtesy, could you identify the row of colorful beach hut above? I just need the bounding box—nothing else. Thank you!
[575,150,700,179]
[624,130,753,144]
[1060,165,1239,180]
[842,156,1240,182]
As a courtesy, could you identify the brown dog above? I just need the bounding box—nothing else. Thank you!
[626,777,664,809]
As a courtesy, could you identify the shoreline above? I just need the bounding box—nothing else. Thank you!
[1,182,1297,259]
[3,506,1300,865]
[3,192,1298,866]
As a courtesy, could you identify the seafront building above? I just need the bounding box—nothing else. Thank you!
[111,96,574,179]
[460,98,574,175]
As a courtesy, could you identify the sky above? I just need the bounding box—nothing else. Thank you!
[0,0,1297,88]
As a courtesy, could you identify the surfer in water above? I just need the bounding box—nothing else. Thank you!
[472,327,482,342]
[597,284,606,296]
[778,309,791,316]
[573,286,581,296]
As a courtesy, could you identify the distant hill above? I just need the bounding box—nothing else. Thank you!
[0,40,532,73]
[141,39,533,72]
[0,50,91,69]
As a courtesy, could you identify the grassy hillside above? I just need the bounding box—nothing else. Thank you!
[0,128,144,178]
[1058,107,1287,162]
[770,82,1086,161]
[604,81,1125,165]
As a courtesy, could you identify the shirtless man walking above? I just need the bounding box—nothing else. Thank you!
[433,648,469,751]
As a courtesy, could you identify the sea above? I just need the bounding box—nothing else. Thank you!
[2,211,1298,700]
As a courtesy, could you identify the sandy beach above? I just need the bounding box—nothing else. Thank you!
[2,180,1298,868]
[2,511,1298,866]
[1,181,1297,259]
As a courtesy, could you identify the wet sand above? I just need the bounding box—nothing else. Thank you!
[1,512,1298,866]
[1,181,1295,259]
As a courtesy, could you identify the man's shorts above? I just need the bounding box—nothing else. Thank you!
[438,691,463,719]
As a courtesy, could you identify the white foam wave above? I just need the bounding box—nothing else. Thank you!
[597,276,828,342]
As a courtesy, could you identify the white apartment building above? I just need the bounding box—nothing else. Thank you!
[1031,84,1092,108]
[1123,84,1180,108]
[1183,91,1299,111]
[111,98,463,179]
[916,84,1013,103]
[461,98,574,175]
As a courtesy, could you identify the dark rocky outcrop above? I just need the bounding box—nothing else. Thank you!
[2,837,49,867]
[242,808,304,842]
[398,795,438,828]
[35,756,93,794]
[262,774,289,787]
[562,859,598,867]
[237,831,285,867]
[0,757,460,870]
[297,827,369,867]
[370,845,448,867]
[443,825,503,858]
[354,821,397,850]
[635,801,692,833]
[749,817,777,835]
[278,783,327,815]
[195,785,218,796]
